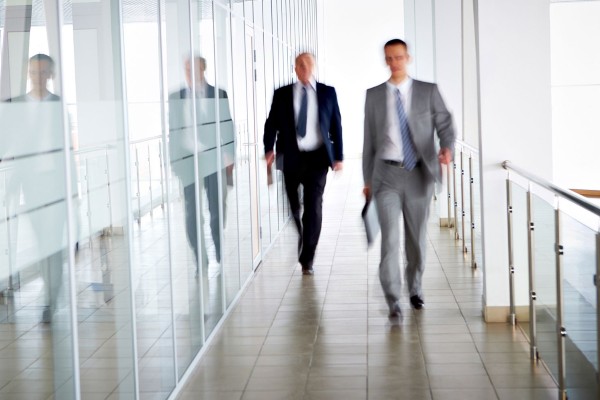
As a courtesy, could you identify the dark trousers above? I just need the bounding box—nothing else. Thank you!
[183,170,227,266]
[284,147,329,268]
[204,171,225,262]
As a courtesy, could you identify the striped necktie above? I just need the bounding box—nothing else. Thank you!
[395,88,417,170]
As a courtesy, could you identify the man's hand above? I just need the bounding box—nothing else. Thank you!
[363,186,371,200]
[333,161,343,172]
[265,151,275,169]
[438,147,452,165]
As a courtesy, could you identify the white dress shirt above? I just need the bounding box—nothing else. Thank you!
[294,77,323,152]
[380,77,413,162]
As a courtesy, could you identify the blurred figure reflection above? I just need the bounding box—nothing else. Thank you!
[168,55,233,274]
[2,54,72,323]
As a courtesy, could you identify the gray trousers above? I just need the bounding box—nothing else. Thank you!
[372,160,434,307]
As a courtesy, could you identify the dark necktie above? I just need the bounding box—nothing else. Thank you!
[395,88,417,170]
[297,86,308,138]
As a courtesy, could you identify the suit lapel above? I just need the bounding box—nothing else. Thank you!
[316,82,325,138]
[408,80,422,126]
[375,83,388,141]
[285,85,295,132]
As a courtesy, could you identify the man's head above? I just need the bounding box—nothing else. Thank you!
[384,39,411,81]
[185,55,207,88]
[294,52,315,85]
[28,54,54,92]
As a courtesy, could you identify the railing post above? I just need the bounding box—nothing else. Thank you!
[469,153,477,268]
[506,178,516,325]
[555,206,567,400]
[134,146,141,224]
[85,159,93,246]
[453,159,459,240]
[527,185,537,360]
[447,163,452,228]
[3,172,15,297]
[106,147,114,233]
[148,144,153,216]
[460,149,467,253]
[158,141,165,209]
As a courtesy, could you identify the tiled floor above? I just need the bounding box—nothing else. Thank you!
[175,160,559,400]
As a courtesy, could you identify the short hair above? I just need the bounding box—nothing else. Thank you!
[186,54,207,71]
[295,52,315,65]
[193,56,206,70]
[29,54,55,72]
[384,39,408,51]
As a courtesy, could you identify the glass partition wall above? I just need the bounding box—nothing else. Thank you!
[0,0,317,398]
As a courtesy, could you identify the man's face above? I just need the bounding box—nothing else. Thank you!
[185,58,206,87]
[385,44,410,79]
[29,60,53,91]
[294,54,314,85]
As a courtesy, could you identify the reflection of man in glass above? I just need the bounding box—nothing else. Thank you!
[168,55,233,271]
[3,54,66,322]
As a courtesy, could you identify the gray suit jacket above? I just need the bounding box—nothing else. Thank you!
[363,79,455,186]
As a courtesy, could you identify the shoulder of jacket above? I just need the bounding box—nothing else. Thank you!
[277,83,294,91]
[367,82,387,93]
[169,88,186,99]
[412,79,436,89]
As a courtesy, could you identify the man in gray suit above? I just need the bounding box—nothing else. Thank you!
[363,39,455,319]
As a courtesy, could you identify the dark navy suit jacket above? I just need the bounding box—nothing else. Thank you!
[263,82,343,172]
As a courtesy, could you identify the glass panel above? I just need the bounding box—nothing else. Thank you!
[458,150,469,252]
[254,29,272,256]
[560,209,598,399]
[121,0,176,396]
[533,194,559,379]
[189,0,224,340]
[510,182,529,310]
[452,157,460,235]
[214,4,241,308]
[230,9,254,281]
[471,152,483,269]
[244,0,254,24]
[163,0,203,377]
[264,0,273,36]
[263,28,281,243]
[67,0,137,395]
[0,0,77,396]
[253,0,263,29]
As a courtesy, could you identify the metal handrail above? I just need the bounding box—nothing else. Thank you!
[502,160,600,217]
[129,135,162,146]
[74,144,116,156]
[455,139,479,154]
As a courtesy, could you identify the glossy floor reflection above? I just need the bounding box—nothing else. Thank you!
[176,159,559,400]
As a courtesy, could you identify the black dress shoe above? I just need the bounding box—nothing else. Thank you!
[410,295,425,310]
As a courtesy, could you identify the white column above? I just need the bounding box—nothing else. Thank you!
[475,0,553,321]
[404,0,435,82]
[406,0,461,223]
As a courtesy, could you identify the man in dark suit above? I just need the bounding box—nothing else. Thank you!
[169,55,234,270]
[263,52,343,275]
[363,39,455,319]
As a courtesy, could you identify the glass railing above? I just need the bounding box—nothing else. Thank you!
[446,140,482,269]
[503,160,600,400]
